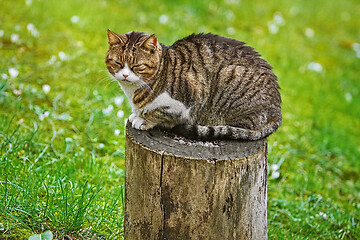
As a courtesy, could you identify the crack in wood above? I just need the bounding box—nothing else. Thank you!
[159,150,165,239]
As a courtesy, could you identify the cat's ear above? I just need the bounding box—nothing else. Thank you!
[107,29,126,45]
[140,34,158,50]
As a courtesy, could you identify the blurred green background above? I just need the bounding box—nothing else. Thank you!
[1,0,359,239]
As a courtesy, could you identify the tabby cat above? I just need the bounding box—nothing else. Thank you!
[105,30,281,140]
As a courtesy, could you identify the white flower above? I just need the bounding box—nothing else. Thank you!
[114,129,121,136]
[8,68,19,78]
[273,12,285,26]
[47,55,56,65]
[13,89,22,95]
[268,22,279,34]
[25,0,32,6]
[226,11,234,21]
[58,52,67,61]
[117,110,124,118]
[226,27,235,35]
[27,23,39,37]
[1,73,8,79]
[305,28,314,38]
[114,96,124,106]
[0,30,4,37]
[319,212,327,220]
[268,12,285,35]
[345,92,352,102]
[39,111,50,121]
[71,16,80,23]
[42,84,51,94]
[271,164,280,171]
[27,23,35,31]
[271,170,280,179]
[98,143,105,149]
[353,43,360,52]
[159,14,168,24]
[353,43,360,58]
[307,62,323,72]
[11,34,19,43]
[65,137,73,143]
[103,104,114,114]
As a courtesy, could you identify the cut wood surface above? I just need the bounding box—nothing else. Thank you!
[125,123,268,240]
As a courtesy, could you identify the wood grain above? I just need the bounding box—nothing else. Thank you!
[125,123,268,240]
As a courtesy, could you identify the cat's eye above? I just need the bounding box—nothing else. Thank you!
[115,61,123,68]
[132,64,146,72]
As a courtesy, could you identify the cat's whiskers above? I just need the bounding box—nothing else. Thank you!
[136,78,153,94]
[95,72,118,88]
[105,79,118,88]
[141,76,155,84]
[96,75,113,84]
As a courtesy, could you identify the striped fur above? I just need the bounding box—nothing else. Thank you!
[106,30,282,140]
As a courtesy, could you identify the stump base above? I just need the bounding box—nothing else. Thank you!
[125,123,268,240]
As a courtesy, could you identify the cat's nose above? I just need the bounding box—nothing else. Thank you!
[123,74,128,78]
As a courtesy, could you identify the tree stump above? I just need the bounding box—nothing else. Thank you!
[125,122,268,240]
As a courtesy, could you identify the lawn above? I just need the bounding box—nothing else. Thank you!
[1,0,359,239]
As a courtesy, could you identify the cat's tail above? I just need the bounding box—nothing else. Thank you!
[171,119,281,141]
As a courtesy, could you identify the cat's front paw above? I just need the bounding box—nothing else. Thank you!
[128,113,137,123]
[132,116,156,130]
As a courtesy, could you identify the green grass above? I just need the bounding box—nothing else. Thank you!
[1,0,359,239]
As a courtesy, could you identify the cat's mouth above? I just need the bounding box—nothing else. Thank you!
[117,78,135,84]
[113,74,130,82]
[113,73,134,83]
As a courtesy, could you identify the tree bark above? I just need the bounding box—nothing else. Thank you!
[125,123,268,240]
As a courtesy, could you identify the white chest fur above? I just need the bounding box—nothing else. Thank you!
[117,82,139,112]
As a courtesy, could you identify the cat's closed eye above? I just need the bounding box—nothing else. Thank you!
[132,64,146,73]
[115,61,123,68]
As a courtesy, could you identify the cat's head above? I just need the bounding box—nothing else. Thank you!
[106,30,162,84]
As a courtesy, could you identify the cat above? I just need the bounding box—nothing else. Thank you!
[105,30,281,141]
